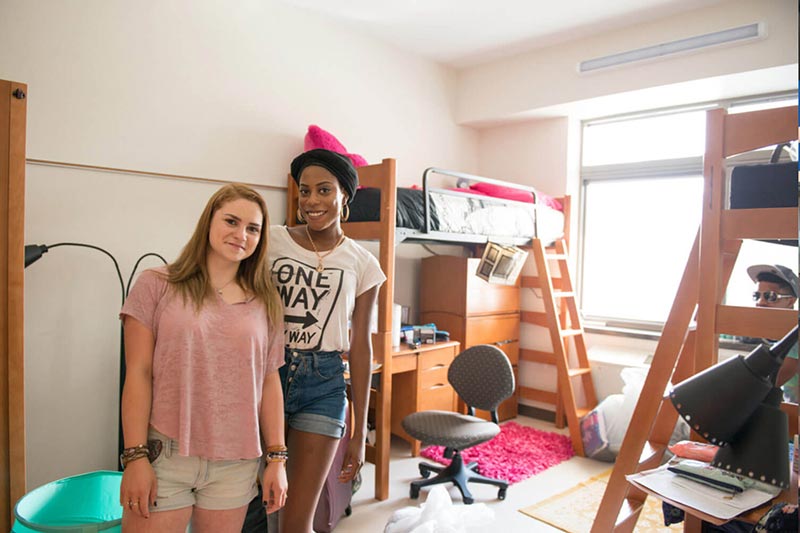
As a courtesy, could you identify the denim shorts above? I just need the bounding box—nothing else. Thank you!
[147,428,259,512]
[279,348,347,439]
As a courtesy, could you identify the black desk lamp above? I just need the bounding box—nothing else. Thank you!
[669,325,797,489]
[25,243,166,466]
[710,387,790,489]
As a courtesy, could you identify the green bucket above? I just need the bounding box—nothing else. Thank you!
[12,471,122,533]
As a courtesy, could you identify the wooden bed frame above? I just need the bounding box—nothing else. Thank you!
[286,160,573,499]
[592,104,799,532]
[1,78,27,531]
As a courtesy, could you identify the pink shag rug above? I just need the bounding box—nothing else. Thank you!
[420,422,575,485]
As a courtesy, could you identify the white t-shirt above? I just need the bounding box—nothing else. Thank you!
[268,226,386,352]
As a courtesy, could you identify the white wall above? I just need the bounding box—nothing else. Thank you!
[1,0,479,186]
[1,0,479,489]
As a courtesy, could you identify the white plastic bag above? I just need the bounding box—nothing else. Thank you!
[594,366,690,459]
[608,366,648,452]
[384,485,494,533]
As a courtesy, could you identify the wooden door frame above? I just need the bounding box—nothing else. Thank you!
[1,79,27,530]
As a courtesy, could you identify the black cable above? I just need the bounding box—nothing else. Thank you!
[45,242,126,306]
[119,252,168,464]
[27,242,168,470]
[126,252,168,297]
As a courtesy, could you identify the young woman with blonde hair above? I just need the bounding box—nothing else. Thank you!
[120,183,287,532]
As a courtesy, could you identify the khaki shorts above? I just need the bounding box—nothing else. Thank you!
[148,428,260,512]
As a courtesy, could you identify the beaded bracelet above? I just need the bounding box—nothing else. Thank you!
[120,448,150,469]
[265,445,288,464]
[122,444,148,455]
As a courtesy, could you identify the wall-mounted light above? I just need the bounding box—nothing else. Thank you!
[578,23,764,74]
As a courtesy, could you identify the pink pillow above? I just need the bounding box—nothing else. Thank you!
[304,125,368,167]
[537,192,563,211]
[445,187,489,196]
[469,182,535,203]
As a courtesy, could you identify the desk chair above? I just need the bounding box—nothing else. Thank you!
[401,344,515,504]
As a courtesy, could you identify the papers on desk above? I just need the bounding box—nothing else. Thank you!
[627,463,781,521]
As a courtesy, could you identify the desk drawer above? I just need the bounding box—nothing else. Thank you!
[419,346,456,372]
[419,383,456,412]
[494,340,519,366]
[392,353,416,374]
[464,314,519,347]
[419,364,449,390]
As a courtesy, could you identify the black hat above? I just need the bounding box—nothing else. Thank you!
[290,149,358,204]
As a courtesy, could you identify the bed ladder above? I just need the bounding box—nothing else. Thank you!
[520,237,597,456]
[592,105,799,532]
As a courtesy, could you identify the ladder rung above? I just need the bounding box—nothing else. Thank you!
[520,311,548,327]
[567,367,592,377]
[575,408,592,419]
[615,498,645,530]
[546,253,568,260]
[639,442,667,470]
[521,276,566,290]
[519,348,556,365]
[553,290,575,298]
[561,328,582,337]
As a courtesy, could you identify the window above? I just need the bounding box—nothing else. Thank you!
[581,175,703,325]
[578,94,797,330]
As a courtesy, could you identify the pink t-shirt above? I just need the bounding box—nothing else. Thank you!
[120,268,284,460]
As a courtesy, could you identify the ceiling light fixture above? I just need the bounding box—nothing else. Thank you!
[578,23,764,74]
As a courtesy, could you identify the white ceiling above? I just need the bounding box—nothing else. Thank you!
[278,0,729,67]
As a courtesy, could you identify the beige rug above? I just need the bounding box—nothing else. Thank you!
[519,469,682,533]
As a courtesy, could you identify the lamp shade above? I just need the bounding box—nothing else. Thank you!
[669,325,798,445]
[669,353,772,444]
[711,388,790,489]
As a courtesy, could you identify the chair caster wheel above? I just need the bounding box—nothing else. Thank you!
[410,486,420,499]
[463,496,474,505]
[345,505,352,516]
[498,488,507,500]
[419,465,431,478]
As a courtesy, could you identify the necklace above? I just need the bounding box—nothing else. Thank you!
[305,225,345,273]
[214,276,237,295]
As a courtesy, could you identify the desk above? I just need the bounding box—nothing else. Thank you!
[628,478,791,529]
[628,447,797,532]
[388,341,460,456]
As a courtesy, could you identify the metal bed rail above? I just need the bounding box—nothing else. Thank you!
[421,167,540,240]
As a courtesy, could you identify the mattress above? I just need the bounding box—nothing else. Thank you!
[348,187,564,244]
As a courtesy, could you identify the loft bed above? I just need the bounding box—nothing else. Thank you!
[346,167,566,247]
[286,160,568,500]
[592,104,799,532]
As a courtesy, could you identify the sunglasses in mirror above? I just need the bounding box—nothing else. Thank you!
[752,291,795,303]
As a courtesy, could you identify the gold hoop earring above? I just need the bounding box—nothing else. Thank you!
[296,208,305,223]
[341,203,350,222]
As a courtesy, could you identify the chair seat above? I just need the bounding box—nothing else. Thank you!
[402,410,500,450]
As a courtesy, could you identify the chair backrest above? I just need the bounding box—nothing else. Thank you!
[448,344,515,414]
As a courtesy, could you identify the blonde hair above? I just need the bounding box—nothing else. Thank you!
[166,183,282,325]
